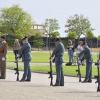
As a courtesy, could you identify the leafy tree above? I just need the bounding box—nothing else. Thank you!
[43,18,60,35]
[98,36,100,41]
[61,38,68,49]
[65,14,94,41]
[34,32,41,38]
[86,30,94,39]
[0,32,3,36]
[68,32,77,39]
[49,31,60,38]
[43,18,60,50]
[0,4,33,38]
[86,30,94,49]
[33,33,44,51]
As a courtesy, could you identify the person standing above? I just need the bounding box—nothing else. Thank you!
[68,40,74,65]
[76,41,85,65]
[17,36,32,82]
[78,41,93,83]
[13,39,20,61]
[0,36,8,79]
[76,41,83,56]
[50,38,65,86]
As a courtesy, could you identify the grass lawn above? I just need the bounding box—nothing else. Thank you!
[7,65,98,78]
[7,52,98,63]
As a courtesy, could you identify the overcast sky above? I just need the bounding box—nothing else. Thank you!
[0,0,100,37]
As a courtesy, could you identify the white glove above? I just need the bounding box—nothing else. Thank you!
[50,57,52,60]
[78,60,81,65]
[16,58,20,61]
[2,57,5,61]
[16,54,19,58]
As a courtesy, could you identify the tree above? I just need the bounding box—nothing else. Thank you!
[86,30,94,49]
[43,18,60,35]
[86,30,94,39]
[43,18,60,50]
[98,36,100,41]
[65,14,94,41]
[0,4,33,38]
[33,33,44,51]
[49,31,60,38]
[68,32,77,39]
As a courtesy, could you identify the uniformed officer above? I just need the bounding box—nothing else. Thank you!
[78,41,93,83]
[0,36,8,79]
[17,36,32,82]
[50,38,65,86]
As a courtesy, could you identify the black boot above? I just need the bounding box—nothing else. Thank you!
[87,79,92,83]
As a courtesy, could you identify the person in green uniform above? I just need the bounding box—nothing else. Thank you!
[78,41,93,83]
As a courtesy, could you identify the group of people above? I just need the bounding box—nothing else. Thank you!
[0,36,32,82]
[67,40,83,65]
[0,36,93,86]
[50,38,93,85]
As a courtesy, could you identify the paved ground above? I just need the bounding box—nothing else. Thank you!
[0,69,100,100]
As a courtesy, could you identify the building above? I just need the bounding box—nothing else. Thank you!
[31,24,46,37]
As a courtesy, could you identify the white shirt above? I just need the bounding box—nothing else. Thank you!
[77,45,83,53]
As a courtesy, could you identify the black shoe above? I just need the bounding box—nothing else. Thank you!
[60,85,64,86]
[25,79,31,82]
[82,80,88,83]
[19,80,25,82]
[53,84,60,86]
[0,77,5,79]
[87,80,92,83]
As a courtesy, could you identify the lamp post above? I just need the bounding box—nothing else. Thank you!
[45,27,49,51]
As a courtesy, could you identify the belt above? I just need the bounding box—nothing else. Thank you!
[55,55,63,57]
[22,52,30,55]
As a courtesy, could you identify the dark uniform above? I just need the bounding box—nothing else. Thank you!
[78,42,93,82]
[51,38,65,86]
[18,37,32,82]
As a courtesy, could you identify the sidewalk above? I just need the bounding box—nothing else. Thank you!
[0,69,99,100]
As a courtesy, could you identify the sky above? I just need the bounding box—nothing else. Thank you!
[0,0,100,37]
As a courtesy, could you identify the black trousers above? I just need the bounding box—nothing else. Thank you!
[14,50,19,59]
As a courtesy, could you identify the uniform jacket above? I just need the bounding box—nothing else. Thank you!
[51,42,65,63]
[18,42,32,62]
[78,47,93,63]
[0,41,8,59]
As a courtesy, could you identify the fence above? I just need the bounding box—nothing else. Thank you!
[5,35,100,50]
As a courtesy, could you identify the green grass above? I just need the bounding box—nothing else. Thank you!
[7,52,98,62]
[7,65,98,77]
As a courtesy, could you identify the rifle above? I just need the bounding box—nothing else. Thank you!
[48,32,53,86]
[94,52,100,92]
[14,59,19,81]
[48,57,53,86]
[76,58,81,82]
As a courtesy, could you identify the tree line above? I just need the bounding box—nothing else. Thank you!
[0,4,100,47]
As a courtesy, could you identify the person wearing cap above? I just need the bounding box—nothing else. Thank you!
[78,41,93,83]
[0,36,8,79]
[17,36,32,82]
[50,38,65,86]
